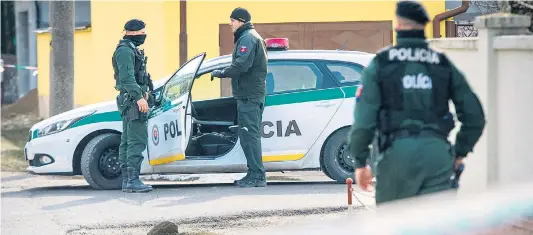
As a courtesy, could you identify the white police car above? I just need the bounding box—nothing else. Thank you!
[25,38,377,189]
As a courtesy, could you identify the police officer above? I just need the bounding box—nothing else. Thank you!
[211,7,269,188]
[348,0,486,205]
[112,19,154,193]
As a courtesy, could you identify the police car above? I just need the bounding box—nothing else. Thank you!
[25,38,377,189]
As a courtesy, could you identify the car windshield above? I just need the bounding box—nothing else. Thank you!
[162,53,206,101]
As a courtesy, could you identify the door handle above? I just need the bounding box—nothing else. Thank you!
[315,101,334,108]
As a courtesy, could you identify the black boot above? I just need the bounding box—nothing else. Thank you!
[121,166,128,192]
[137,161,153,191]
[238,174,267,188]
[125,167,152,193]
[234,170,251,185]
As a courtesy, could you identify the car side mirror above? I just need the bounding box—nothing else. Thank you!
[153,88,163,106]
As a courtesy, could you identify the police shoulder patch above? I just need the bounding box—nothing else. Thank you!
[239,46,247,54]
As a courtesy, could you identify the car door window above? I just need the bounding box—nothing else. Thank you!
[323,62,364,86]
[267,61,323,94]
[162,53,206,101]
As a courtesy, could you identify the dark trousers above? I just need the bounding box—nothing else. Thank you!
[374,136,455,205]
[116,96,148,170]
[236,97,266,180]
[119,118,148,169]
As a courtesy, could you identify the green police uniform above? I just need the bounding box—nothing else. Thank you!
[211,8,268,187]
[348,1,486,205]
[112,19,154,193]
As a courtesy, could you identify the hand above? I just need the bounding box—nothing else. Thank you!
[355,165,373,192]
[211,70,225,80]
[137,98,149,113]
[455,157,464,170]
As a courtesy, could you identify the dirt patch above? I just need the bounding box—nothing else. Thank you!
[1,90,42,172]
[1,150,27,172]
[1,126,32,172]
[1,88,39,119]
[67,207,351,235]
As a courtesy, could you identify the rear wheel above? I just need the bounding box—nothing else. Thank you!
[321,128,354,183]
[80,133,122,190]
[321,127,379,184]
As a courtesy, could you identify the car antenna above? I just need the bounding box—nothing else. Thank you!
[337,38,349,51]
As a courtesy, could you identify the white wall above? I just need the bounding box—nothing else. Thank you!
[428,13,533,193]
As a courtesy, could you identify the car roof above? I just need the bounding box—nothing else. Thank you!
[200,49,376,69]
[154,49,375,88]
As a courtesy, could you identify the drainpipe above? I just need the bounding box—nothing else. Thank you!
[432,0,470,38]
[179,0,188,66]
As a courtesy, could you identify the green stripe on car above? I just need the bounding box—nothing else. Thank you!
[37,86,359,136]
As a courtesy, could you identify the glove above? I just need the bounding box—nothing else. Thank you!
[211,70,225,81]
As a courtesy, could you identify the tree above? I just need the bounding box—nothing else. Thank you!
[471,0,533,33]
[49,1,75,116]
[471,0,501,14]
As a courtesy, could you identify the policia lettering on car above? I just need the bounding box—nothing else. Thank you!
[260,120,302,138]
[163,120,182,141]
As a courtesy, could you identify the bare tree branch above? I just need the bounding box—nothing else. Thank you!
[471,0,501,14]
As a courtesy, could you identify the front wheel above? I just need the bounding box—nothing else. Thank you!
[321,128,378,184]
[80,133,123,190]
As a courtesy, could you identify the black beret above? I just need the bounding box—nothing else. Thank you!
[124,19,146,31]
[230,7,251,22]
[396,0,430,25]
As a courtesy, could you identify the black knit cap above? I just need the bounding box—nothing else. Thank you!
[124,19,146,31]
[230,7,251,22]
[396,0,430,25]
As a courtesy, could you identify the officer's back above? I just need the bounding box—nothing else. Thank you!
[349,1,486,205]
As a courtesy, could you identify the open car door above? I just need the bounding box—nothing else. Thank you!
[146,53,206,166]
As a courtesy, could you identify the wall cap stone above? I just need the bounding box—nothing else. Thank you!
[474,13,531,29]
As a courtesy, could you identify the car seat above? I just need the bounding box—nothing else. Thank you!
[266,72,275,94]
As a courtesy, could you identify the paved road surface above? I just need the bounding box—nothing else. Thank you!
[1,171,375,234]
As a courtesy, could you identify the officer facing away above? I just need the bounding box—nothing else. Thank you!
[112,19,155,193]
[348,1,486,205]
[211,7,269,188]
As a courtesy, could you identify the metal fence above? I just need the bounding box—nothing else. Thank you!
[446,20,479,38]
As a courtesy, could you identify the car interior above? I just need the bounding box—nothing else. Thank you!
[182,70,240,159]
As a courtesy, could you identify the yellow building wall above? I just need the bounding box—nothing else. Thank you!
[36,0,180,111]
[36,28,93,114]
[187,0,446,101]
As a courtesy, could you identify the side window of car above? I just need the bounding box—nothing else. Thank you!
[323,62,364,86]
[266,61,324,94]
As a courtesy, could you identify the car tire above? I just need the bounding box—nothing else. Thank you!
[80,133,122,190]
[322,128,355,184]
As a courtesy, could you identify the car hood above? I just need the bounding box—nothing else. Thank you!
[30,100,115,131]
[30,76,172,131]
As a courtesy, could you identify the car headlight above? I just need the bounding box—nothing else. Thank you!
[37,111,96,138]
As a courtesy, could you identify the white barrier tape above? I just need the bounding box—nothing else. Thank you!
[1,64,38,76]
[2,64,38,70]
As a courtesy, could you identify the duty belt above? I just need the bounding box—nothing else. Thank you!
[391,129,446,139]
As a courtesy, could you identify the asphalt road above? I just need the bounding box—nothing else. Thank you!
[1,171,375,235]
